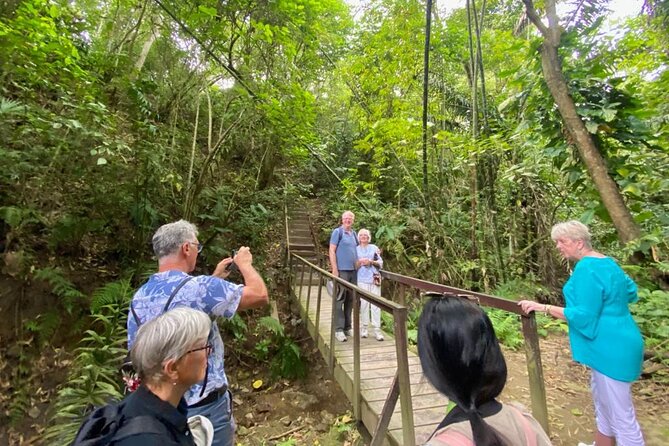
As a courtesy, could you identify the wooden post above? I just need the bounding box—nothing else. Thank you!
[398,283,407,307]
[299,261,306,303]
[393,307,415,446]
[521,313,550,435]
[306,267,313,329]
[315,275,323,343]
[329,280,337,373]
[288,254,294,294]
[370,372,400,446]
[352,288,361,420]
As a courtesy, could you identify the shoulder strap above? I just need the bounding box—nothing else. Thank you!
[130,276,194,327]
[112,415,169,442]
[162,276,194,312]
[336,227,359,247]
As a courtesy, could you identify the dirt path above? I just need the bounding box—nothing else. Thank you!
[230,328,668,445]
[502,334,668,445]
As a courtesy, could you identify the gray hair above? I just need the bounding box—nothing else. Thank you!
[551,220,592,249]
[358,228,371,241]
[342,210,355,219]
[131,307,211,384]
[152,220,198,258]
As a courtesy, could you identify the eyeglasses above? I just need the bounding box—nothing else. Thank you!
[184,343,213,356]
[188,242,204,253]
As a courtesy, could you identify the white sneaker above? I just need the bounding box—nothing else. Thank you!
[361,328,369,338]
[335,331,347,342]
[345,329,354,337]
[375,331,384,341]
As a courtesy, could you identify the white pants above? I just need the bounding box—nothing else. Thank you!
[591,369,645,446]
[357,282,381,331]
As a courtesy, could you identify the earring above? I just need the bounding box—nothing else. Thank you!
[172,381,177,386]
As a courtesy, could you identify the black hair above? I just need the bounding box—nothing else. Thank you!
[418,295,507,446]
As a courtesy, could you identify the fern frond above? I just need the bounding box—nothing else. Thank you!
[90,278,133,313]
[0,97,25,115]
[46,279,131,443]
[258,316,285,336]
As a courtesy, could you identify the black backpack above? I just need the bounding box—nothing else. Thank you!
[71,400,165,445]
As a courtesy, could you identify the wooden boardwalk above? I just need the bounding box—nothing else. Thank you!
[292,282,449,445]
[285,204,549,444]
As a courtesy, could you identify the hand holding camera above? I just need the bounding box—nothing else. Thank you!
[225,250,239,273]
[232,247,253,269]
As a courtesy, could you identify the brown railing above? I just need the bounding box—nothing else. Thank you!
[380,270,550,434]
[283,200,549,440]
[288,252,416,446]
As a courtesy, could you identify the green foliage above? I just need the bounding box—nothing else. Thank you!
[6,339,32,426]
[380,305,421,345]
[632,288,669,355]
[254,316,307,380]
[221,313,248,343]
[486,309,524,351]
[34,267,85,315]
[24,311,60,346]
[45,279,133,444]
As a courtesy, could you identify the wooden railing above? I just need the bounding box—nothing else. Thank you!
[379,270,550,434]
[288,253,416,446]
[283,201,549,441]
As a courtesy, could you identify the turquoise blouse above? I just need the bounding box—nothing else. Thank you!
[562,256,643,382]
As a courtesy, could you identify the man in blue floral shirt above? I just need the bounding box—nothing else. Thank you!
[128,220,268,446]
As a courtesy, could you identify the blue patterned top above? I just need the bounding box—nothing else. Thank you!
[127,270,243,405]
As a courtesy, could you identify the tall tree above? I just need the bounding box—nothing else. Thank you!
[520,0,642,246]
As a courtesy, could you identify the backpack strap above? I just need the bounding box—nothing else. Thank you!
[112,415,169,442]
[336,226,358,247]
[130,276,194,327]
[162,276,194,312]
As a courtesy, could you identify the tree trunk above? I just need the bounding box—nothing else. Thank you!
[521,0,641,245]
[133,14,161,75]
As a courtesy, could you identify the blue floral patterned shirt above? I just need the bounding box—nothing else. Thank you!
[127,270,243,405]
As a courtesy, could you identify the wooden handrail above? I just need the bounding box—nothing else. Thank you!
[380,269,522,314]
[380,269,550,434]
[285,219,549,440]
[289,253,415,446]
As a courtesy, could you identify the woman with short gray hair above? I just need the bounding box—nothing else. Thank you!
[108,307,212,445]
[355,228,384,341]
[519,221,644,446]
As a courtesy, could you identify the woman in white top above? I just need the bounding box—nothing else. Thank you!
[355,228,384,341]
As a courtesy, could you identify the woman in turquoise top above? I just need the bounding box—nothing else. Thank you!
[519,221,644,446]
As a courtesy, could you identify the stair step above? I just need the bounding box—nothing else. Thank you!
[290,242,315,249]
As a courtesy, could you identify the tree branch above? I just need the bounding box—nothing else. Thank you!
[520,0,549,37]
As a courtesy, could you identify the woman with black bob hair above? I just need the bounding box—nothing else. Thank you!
[419,294,551,446]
